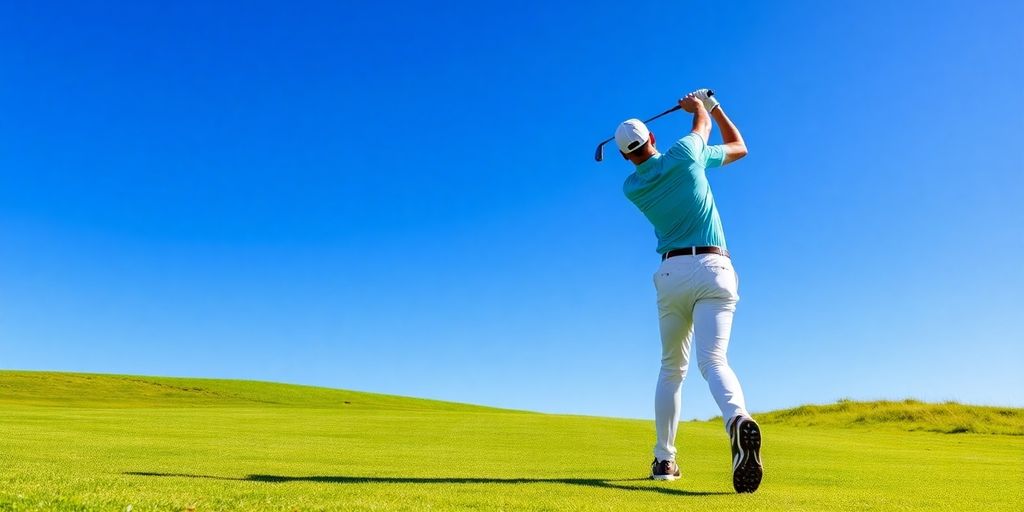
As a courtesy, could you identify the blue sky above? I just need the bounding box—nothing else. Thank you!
[1,1,1021,420]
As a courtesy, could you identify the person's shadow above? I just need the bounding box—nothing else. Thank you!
[125,472,731,497]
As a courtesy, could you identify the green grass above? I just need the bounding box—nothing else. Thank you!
[1,371,1021,511]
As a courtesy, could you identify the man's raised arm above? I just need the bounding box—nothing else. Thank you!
[693,89,748,165]
[678,95,711,142]
[710,107,748,164]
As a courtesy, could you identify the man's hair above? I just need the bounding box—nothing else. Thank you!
[624,136,655,162]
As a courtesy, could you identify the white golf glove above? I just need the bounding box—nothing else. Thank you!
[690,88,720,112]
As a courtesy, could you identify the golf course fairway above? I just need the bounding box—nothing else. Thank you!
[1,371,1021,511]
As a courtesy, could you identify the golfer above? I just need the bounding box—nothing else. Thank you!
[616,89,762,493]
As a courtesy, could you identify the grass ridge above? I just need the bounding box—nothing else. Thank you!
[754,398,1024,435]
[3,370,1021,435]
[0,370,517,413]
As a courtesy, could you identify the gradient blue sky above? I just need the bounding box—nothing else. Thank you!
[2,1,1022,420]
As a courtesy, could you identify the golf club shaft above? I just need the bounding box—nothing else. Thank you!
[595,90,714,161]
[594,107,679,161]
[643,105,681,124]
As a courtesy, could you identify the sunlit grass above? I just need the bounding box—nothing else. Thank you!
[1,371,1021,511]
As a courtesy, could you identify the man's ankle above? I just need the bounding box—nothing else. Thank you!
[727,413,750,431]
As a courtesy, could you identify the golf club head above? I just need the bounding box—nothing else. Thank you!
[594,142,605,162]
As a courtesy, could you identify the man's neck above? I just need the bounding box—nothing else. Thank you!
[632,151,658,166]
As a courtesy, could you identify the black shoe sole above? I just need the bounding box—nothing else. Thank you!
[733,418,763,493]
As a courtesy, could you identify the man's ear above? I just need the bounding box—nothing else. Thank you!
[649,132,657,147]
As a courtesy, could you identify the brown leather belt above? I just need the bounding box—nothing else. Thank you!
[661,246,730,261]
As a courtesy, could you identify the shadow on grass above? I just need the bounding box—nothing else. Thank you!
[125,472,730,497]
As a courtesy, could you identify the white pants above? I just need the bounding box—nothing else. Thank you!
[653,253,749,462]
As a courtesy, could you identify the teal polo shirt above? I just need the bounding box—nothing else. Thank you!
[623,133,728,255]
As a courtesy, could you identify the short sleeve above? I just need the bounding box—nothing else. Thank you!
[704,144,727,168]
[665,133,704,162]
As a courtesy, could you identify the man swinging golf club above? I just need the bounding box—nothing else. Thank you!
[615,89,762,493]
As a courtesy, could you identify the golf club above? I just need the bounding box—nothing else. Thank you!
[594,90,714,162]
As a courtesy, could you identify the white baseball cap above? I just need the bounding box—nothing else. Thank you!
[615,119,651,154]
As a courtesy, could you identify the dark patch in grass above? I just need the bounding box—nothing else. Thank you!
[125,472,732,497]
[114,376,284,406]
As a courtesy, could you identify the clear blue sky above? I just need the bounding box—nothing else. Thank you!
[2,1,1022,420]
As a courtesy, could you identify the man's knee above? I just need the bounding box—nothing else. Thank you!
[697,354,729,379]
[659,365,688,384]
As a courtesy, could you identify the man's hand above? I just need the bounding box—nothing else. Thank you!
[678,95,704,113]
[690,88,720,112]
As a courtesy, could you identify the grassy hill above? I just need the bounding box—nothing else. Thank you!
[756,398,1024,435]
[1,371,1021,511]
[0,370,508,412]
